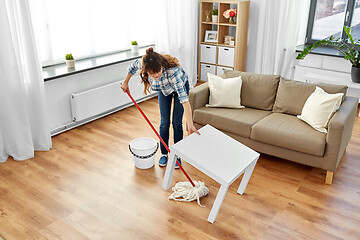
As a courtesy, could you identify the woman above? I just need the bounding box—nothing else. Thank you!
[121,47,199,168]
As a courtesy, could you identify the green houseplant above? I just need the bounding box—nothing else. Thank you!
[211,9,218,23]
[297,26,360,83]
[65,53,75,68]
[131,40,139,54]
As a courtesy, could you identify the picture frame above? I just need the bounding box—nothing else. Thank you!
[204,30,218,43]
[224,35,235,45]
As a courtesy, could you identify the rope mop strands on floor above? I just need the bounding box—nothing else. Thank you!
[125,90,209,206]
[169,181,209,207]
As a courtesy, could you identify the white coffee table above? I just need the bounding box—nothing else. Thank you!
[162,124,260,223]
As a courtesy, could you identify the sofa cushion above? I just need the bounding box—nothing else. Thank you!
[272,78,348,115]
[222,70,280,111]
[251,113,326,157]
[193,107,271,138]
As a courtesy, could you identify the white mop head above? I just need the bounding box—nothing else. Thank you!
[169,181,209,207]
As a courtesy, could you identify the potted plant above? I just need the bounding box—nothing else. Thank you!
[211,9,218,23]
[297,26,360,83]
[131,41,139,53]
[65,53,75,68]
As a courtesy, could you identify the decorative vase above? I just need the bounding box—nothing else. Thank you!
[351,66,360,83]
[131,45,139,54]
[212,15,218,23]
[229,16,235,24]
[65,59,75,68]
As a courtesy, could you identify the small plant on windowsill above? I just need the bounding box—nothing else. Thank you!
[65,53,75,69]
[131,40,139,54]
[297,26,360,83]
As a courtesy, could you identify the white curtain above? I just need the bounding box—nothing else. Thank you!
[0,0,52,162]
[250,0,310,77]
[29,0,158,66]
[154,0,199,87]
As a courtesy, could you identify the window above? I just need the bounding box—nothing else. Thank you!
[29,0,158,66]
[306,0,360,44]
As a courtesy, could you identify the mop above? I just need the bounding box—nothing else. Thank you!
[126,90,209,207]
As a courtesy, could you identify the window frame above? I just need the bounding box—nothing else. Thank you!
[305,0,357,44]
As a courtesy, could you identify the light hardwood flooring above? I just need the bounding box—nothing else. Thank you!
[1,98,360,240]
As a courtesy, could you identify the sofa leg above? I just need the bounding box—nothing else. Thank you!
[325,171,333,185]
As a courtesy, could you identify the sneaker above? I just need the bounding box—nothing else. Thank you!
[175,158,182,169]
[159,155,168,167]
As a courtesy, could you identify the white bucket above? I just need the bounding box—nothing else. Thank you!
[129,137,158,169]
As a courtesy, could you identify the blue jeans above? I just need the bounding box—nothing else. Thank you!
[158,81,189,155]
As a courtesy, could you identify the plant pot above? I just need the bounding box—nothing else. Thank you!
[212,15,218,23]
[131,45,139,53]
[351,66,360,83]
[65,59,75,68]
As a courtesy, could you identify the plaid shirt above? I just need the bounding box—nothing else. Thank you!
[127,59,189,104]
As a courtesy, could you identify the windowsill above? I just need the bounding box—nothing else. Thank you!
[296,45,344,58]
[43,45,153,81]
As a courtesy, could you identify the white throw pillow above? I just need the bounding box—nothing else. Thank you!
[206,73,244,109]
[297,86,344,133]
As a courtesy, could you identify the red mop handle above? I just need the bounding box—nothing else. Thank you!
[126,90,195,187]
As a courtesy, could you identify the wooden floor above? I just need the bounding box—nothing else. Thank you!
[1,98,360,240]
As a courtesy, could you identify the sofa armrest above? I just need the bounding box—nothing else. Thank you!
[325,96,358,172]
[189,82,209,116]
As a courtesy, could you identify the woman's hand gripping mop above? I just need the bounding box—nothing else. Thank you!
[126,90,209,207]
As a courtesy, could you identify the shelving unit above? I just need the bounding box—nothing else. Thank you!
[198,0,250,81]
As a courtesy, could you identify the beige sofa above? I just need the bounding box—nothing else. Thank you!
[189,70,358,184]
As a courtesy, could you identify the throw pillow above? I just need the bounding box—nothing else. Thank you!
[206,73,244,109]
[297,86,344,133]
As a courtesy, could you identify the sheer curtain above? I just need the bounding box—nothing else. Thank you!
[250,0,310,77]
[154,0,199,87]
[29,0,158,66]
[0,0,52,162]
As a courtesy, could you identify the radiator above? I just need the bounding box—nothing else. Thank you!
[70,81,127,122]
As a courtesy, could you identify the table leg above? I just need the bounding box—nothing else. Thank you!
[208,184,229,223]
[237,158,258,195]
[162,152,176,190]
